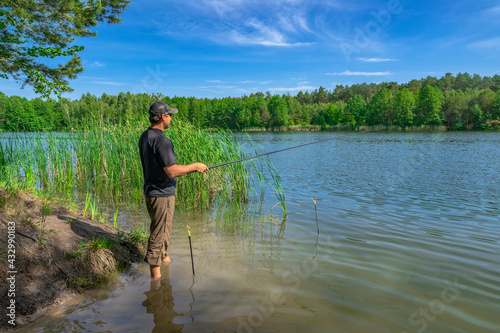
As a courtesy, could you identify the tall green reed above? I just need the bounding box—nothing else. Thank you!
[0,121,282,213]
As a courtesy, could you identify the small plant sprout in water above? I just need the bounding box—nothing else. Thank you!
[312,197,319,234]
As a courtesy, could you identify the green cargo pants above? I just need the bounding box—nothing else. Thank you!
[144,196,176,266]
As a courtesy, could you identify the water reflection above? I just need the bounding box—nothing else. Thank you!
[142,267,184,333]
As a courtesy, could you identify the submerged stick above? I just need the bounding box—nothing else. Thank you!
[187,226,195,276]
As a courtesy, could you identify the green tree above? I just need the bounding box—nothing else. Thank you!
[315,86,328,104]
[303,103,329,124]
[406,79,422,92]
[225,98,243,128]
[5,95,24,131]
[257,97,270,127]
[415,85,444,126]
[236,99,252,129]
[472,89,496,118]
[32,97,52,131]
[312,113,326,128]
[492,75,500,92]
[284,94,302,125]
[438,72,455,91]
[367,88,392,125]
[296,91,305,104]
[1,0,129,99]
[0,91,7,129]
[442,90,468,129]
[346,94,367,126]
[422,76,438,88]
[21,98,36,131]
[243,96,262,128]
[268,95,289,127]
[470,104,486,130]
[53,98,71,130]
[492,92,500,120]
[171,96,189,123]
[454,72,472,91]
[187,97,207,128]
[341,110,356,127]
[302,91,312,104]
[323,103,342,126]
[393,88,415,128]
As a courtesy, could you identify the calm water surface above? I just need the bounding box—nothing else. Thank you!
[17,131,500,333]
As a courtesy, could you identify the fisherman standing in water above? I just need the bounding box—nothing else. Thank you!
[139,101,208,280]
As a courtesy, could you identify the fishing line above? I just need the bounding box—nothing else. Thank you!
[202,128,379,171]
[183,130,378,278]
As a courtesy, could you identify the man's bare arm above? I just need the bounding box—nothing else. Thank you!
[163,163,208,178]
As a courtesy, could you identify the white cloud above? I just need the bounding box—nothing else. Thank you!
[203,0,244,17]
[296,14,312,33]
[484,5,500,16]
[357,58,397,62]
[468,37,500,50]
[236,80,256,84]
[268,85,315,92]
[234,87,260,93]
[200,85,237,89]
[277,13,312,34]
[206,80,227,83]
[325,70,391,76]
[93,81,127,86]
[165,1,316,47]
[228,19,312,47]
[259,81,274,84]
[278,15,298,33]
[76,75,110,80]
[91,61,106,67]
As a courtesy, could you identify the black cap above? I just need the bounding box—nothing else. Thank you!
[149,101,178,117]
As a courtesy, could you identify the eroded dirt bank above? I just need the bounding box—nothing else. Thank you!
[0,189,146,329]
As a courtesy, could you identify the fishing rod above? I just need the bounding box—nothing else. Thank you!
[190,128,379,173]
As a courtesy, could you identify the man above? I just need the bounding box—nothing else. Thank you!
[139,101,208,280]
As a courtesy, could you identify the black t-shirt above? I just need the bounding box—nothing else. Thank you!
[139,127,176,197]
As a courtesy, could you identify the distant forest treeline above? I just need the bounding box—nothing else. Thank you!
[1,72,500,132]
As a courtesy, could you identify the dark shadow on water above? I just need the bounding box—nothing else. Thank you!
[142,267,184,333]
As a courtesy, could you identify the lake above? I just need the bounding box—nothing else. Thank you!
[16,131,500,333]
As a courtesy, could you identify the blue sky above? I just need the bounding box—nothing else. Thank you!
[3,0,500,99]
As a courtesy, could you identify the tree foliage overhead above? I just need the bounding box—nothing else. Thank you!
[0,0,129,99]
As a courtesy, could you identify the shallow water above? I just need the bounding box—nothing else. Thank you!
[16,131,500,333]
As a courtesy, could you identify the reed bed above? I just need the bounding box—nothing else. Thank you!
[0,121,281,212]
